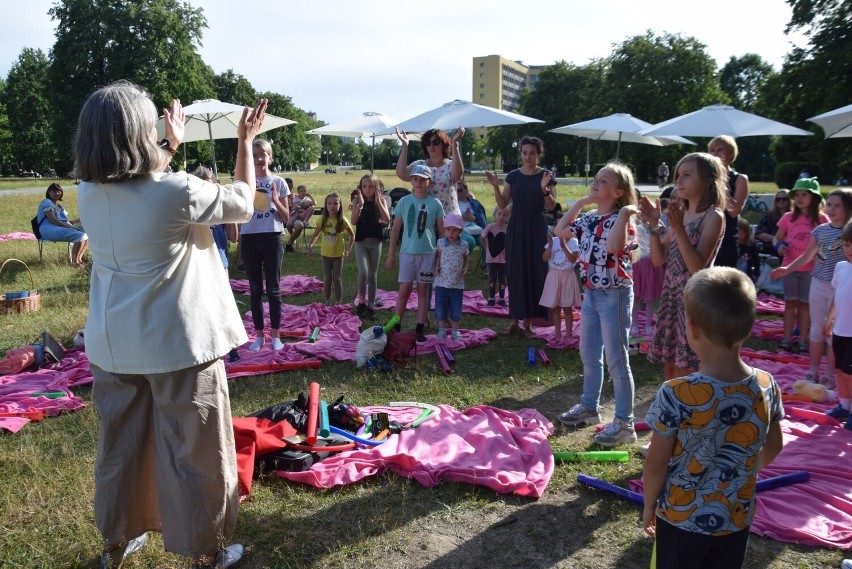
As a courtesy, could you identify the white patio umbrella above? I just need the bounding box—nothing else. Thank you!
[639,104,813,138]
[549,113,695,161]
[156,99,296,178]
[376,99,543,134]
[808,103,852,138]
[306,112,414,171]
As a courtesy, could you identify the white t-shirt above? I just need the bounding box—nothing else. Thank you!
[545,237,579,271]
[241,175,290,235]
[831,261,852,336]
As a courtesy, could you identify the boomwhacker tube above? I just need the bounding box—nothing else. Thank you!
[578,473,644,506]
[528,346,536,366]
[306,382,320,445]
[308,327,321,343]
[383,314,401,334]
[596,421,651,433]
[436,346,452,375]
[279,330,309,338]
[226,359,323,374]
[319,399,330,438]
[440,345,455,365]
[554,451,629,462]
[537,349,551,366]
[329,425,386,446]
[390,401,440,427]
[756,470,809,491]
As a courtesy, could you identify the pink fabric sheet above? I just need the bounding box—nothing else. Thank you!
[757,292,785,315]
[0,232,36,242]
[229,274,323,296]
[278,404,555,498]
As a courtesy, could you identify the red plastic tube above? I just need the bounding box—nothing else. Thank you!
[279,330,309,338]
[226,360,322,374]
[306,381,320,445]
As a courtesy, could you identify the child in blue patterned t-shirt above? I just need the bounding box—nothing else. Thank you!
[434,213,469,341]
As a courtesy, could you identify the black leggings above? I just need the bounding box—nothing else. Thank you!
[241,232,283,331]
[488,263,507,299]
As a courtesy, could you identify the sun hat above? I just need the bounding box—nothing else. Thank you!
[409,164,433,180]
[791,177,821,198]
[443,213,463,230]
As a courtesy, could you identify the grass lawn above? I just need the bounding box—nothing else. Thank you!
[0,172,844,568]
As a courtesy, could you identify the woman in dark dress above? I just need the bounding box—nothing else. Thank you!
[487,136,555,336]
[708,135,749,267]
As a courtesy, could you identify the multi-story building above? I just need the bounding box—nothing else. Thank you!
[471,55,545,112]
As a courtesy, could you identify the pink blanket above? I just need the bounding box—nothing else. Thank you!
[0,350,91,433]
[278,404,555,498]
[229,274,323,296]
[0,232,36,242]
[757,292,785,315]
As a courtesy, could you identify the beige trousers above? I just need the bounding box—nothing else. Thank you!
[91,359,238,558]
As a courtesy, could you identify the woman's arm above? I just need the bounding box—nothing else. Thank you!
[450,127,465,182]
[395,127,411,181]
[727,173,750,218]
[487,171,511,209]
[677,208,725,275]
[233,99,269,201]
[44,206,73,228]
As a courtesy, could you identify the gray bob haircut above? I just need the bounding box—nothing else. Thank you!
[73,80,163,183]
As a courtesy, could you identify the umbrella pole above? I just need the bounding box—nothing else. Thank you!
[616,132,622,161]
[585,139,590,186]
[208,121,218,180]
[371,135,376,173]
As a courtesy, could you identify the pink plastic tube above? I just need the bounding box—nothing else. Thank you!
[537,349,551,366]
[441,345,455,365]
[435,347,452,375]
[596,421,650,432]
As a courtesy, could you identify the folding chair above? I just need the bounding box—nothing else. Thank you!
[31,217,72,263]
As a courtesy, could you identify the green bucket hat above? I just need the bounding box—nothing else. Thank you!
[791,177,821,198]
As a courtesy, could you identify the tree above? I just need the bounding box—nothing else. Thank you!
[48,0,214,170]
[259,91,313,171]
[0,78,14,175]
[3,48,56,173]
[719,54,775,111]
[759,0,852,178]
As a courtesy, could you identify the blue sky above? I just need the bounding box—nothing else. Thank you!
[1,0,807,125]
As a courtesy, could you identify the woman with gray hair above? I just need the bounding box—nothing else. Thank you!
[75,79,266,569]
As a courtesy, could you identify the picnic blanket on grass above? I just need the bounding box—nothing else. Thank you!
[230,274,323,296]
[277,404,555,498]
[0,232,37,242]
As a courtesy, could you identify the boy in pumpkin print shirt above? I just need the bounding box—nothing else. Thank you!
[642,267,784,569]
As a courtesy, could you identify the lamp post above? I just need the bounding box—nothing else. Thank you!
[466,151,473,172]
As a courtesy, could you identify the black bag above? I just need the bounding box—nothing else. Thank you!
[30,216,44,240]
[255,441,332,474]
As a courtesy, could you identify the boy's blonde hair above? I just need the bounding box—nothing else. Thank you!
[684,267,756,349]
[736,216,753,243]
[602,162,638,209]
[675,153,728,214]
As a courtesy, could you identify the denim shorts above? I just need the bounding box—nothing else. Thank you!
[434,287,463,322]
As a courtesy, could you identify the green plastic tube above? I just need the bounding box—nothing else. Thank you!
[553,450,629,462]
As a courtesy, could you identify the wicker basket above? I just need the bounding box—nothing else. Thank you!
[0,259,41,314]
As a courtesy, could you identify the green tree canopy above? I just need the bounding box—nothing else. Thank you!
[3,48,55,173]
[720,54,775,112]
[48,0,214,169]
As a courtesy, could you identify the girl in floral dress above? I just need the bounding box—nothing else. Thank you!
[639,153,727,380]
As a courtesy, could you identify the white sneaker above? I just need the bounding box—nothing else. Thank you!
[594,418,637,448]
[841,559,852,569]
[451,329,463,341]
[558,404,601,427]
[248,338,264,352]
[271,338,284,351]
[437,327,447,340]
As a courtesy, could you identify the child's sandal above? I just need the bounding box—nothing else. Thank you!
[777,339,792,352]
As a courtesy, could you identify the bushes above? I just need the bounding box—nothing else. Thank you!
[775,162,821,189]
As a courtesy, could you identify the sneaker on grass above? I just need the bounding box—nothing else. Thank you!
[594,418,637,448]
[558,404,601,427]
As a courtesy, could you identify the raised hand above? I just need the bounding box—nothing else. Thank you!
[162,99,185,147]
[451,127,465,144]
[395,127,409,146]
[238,98,268,141]
[638,196,661,225]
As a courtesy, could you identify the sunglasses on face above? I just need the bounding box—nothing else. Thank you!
[775,197,789,202]
[426,139,444,147]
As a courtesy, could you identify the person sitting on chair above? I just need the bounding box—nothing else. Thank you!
[36,182,89,267]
